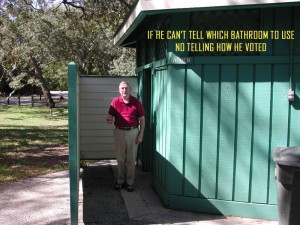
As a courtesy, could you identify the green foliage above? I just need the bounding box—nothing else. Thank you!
[0,0,137,94]
[109,47,136,76]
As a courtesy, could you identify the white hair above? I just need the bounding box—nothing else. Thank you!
[119,81,132,90]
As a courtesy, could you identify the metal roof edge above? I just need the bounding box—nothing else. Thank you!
[114,0,300,46]
[114,0,144,46]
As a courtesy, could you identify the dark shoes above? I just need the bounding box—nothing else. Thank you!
[114,183,135,192]
[114,183,124,190]
[127,185,135,192]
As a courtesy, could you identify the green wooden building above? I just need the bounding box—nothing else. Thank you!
[114,0,300,220]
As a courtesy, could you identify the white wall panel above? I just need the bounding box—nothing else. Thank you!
[79,76,138,159]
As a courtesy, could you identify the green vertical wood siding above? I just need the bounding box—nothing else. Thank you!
[290,63,300,145]
[150,58,300,219]
[152,68,169,188]
[136,5,300,220]
[166,65,185,195]
[68,62,79,225]
[234,64,253,202]
[184,65,201,197]
[269,64,290,204]
[251,65,272,204]
[218,65,236,201]
[201,65,219,199]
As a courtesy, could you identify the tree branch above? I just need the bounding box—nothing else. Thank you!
[62,0,86,14]
[22,0,39,10]
[118,0,132,9]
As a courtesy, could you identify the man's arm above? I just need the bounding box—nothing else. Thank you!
[136,116,145,144]
[106,114,113,124]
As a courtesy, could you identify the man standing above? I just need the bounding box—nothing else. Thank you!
[106,81,145,192]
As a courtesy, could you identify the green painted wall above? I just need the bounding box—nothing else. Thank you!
[137,5,300,220]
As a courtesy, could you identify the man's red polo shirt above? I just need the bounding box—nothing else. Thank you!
[108,95,145,127]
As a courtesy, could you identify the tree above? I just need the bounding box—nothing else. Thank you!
[109,48,136,76]
[51,0,136,75]
[0,0,137,105]
[1,1,57,107]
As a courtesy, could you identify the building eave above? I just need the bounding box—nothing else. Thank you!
[114,0,300,47]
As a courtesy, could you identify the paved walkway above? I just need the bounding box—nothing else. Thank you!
[109,160,278,225]
[0,171,70,225]
[0,91,68,107]
[0,160,279,225]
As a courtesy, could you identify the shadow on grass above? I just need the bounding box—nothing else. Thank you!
[0,127,68,151]
[0,127,68,183]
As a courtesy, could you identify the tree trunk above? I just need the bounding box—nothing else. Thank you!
[29,55,55,108]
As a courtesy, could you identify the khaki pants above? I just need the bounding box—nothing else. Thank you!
[113,128,139,185]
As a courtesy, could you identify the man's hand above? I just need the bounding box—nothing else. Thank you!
[106,114,113,124]
[136,116,145,144]
[135,131,144,144]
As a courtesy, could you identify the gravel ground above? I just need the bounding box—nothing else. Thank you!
[82,163,145,225]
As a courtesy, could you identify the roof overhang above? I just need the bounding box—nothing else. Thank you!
[114,0,300,47]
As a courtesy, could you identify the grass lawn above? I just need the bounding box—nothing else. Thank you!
[0,105,68,184]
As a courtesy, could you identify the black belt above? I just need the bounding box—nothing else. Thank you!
[116,126,138,130]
